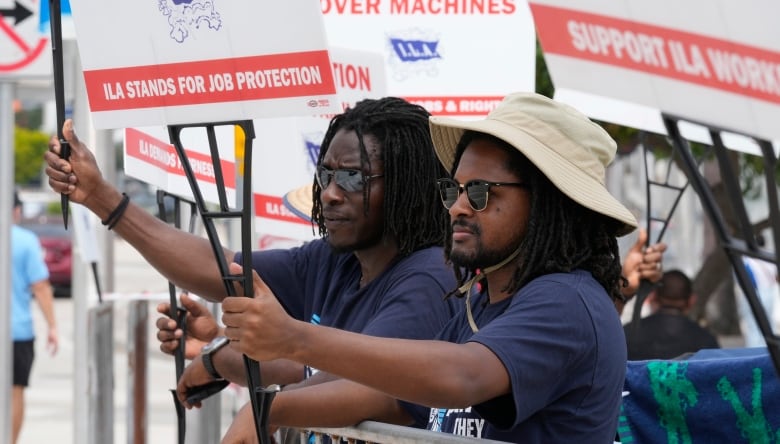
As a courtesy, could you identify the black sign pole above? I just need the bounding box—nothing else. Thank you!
[630,132,692,332]
[156,191,195,444]
[662,113,780,377]
[48,0,70,229]
[166,122,277,444]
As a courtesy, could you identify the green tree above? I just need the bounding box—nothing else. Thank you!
[14,126,50,185]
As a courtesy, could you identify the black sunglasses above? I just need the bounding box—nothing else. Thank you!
[316,166,383,193]
[436,178,528,211]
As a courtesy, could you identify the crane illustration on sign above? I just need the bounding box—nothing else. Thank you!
[157,0,221,43]
[0,0,47,72]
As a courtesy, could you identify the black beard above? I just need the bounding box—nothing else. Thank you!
[449,220,521,271]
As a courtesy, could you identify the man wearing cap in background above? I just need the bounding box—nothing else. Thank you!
[222,92,639,442]
[10,190,59,444]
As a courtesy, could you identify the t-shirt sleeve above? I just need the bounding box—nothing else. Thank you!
[24,234,49,285]
[234,243,319,320]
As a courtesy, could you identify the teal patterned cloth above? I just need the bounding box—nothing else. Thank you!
[618,348,780,443]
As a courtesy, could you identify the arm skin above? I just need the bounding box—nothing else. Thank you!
[272,379,412,428]
[156,293,221,359]
[31,279,58,355]
[223,263,511,409]
[618,228,667,313]
[176,349,305,408]
[221,380,413,443]
[45,120,235,301]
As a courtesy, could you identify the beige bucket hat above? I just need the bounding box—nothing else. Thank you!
[282,184,314,223]
[429,92,637,237]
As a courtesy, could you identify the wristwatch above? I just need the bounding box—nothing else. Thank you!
[201,336,229,381]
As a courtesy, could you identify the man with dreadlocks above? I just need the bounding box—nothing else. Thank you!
[221,92,640,443]
[44,98,458,439]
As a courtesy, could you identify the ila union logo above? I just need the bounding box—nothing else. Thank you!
[158,0,222,43]
[386,28,443,81]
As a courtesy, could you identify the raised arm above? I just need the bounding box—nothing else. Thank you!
[45,120,234,301]
[31,279,58,355]
[221,379,414,443]
[222,264,511,408]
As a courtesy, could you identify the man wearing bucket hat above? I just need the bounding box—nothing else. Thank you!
[222,92,639,442]
[45,98,458,438]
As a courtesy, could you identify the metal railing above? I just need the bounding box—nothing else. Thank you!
[304,422,509,443]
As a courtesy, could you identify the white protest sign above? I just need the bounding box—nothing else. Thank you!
[321,0,536,116]
[69,0,340,128]
[71,204,101,264]
[252,47,387,243]
[123,125,236,206]
[529,0,780,142]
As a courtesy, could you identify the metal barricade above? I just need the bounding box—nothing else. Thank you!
[303,422,510,444]
[88,302,115,444]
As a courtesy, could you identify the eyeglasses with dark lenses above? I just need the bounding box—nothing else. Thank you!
[316,167,383,193]
[436,178,528,211]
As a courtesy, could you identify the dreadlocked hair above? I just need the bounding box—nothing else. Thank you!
[310,97,449,256]
[443,131,626,303]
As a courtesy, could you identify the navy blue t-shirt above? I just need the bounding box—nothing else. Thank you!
[236,240,459,424]
[424,270,626,443]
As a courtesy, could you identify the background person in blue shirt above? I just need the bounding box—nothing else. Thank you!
[11,190,59,444]
[221,92,640,443]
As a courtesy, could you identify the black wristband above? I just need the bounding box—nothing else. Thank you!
[101,193,129,230]
[202,351,224,380]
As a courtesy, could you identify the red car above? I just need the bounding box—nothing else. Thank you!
[20,220,72,298]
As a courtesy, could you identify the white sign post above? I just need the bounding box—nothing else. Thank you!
[529,0,780,143]
[123,125,237,206]
[322,0,537,116]
[69,0,340,128]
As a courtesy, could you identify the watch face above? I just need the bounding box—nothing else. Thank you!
[202,337,228,355]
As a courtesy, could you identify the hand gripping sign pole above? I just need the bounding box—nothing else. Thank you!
[662,113,780,377]
[167,121,278,444]
[629,132,695,333]
[155,190,222,444]
[49,0,106,308]
[48,0,70,229]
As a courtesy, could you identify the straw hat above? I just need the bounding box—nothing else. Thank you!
[429,92,637,236]
[282,184,314,223]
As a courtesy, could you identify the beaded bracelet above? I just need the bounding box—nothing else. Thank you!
[101,193,130,230]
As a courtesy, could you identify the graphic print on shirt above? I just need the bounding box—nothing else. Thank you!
[427,407,485,438]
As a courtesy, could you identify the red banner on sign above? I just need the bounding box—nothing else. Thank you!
[125,128,236,187]
[531,4,780,105]
[404,96,504,115]
[84,50,336,111]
